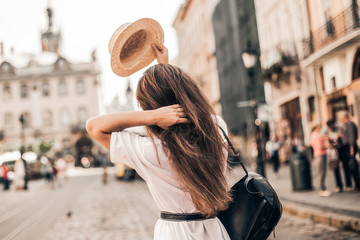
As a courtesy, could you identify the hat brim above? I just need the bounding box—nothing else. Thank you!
[110,18,164,77]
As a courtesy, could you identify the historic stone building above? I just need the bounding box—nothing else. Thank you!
[173,0,222,113]
[255,0,312,146]
[0,7,103,166]
[302,0,360,131]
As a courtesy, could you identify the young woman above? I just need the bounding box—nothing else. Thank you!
[86,45,232,239]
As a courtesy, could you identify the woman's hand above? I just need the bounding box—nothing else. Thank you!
[153,104,189,129]
[152,44,168,64]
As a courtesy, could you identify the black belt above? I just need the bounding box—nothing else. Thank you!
[160,211,214,221]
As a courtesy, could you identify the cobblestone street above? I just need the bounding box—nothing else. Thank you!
[1,167,360,240]
[42,171,158,240]
[42,167,360,240]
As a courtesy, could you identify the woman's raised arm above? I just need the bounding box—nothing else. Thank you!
[86,104,188,150]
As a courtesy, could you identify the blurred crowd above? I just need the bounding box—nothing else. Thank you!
[0,156,70,191]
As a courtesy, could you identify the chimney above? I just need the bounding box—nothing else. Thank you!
[0,42,3,56]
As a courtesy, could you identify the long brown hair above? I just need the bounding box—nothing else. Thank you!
[136,64,231,217]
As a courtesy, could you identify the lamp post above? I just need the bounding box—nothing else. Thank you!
[241,50,266,177]
[19,114,26,154]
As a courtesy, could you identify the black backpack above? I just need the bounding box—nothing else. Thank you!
[218,129,282,240]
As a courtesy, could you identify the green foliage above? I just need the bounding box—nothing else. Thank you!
[39,141,52,153]
[262,52,297,80]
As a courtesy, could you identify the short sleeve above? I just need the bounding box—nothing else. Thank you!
[216,116,228,134]
[214,115,228,142]
[110,130,150,179]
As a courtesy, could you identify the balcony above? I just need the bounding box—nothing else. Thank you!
[303,5,360,59]
[262,51,300,87]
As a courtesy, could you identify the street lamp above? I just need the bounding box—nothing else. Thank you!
[19,114,26,154]
[241,50,266,177]
[241,51,257,69]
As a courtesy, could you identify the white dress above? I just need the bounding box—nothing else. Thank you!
[110,116,231,240]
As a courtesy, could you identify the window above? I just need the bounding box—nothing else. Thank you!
[59,79,67,96]
[3,84,11,101]
[76,79,85,94]
[78,107,87,126]
[60,108,71,127]
[331,76,336,89]
[319,66,325,92]
[308,96,316,121]
[21,112,31,128]
[42,109,53,127]
[4,112,13,131]
[20,84,28,99]
[352,48,360,80]
[42,81,50,96]
[0,62,14,74]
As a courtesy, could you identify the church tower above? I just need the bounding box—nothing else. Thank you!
[41,7,61,54]
[125,78,133,107]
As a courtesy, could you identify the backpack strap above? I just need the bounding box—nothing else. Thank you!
[219,127,249,176]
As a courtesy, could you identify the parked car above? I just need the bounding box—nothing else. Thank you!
[0,151,42,180]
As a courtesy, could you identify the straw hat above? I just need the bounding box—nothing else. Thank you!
[108,18,164,77]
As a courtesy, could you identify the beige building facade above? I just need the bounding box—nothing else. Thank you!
[173,0,222,113]
[302,0,360,131]
[0,7,103,166]
[255,0,314,146]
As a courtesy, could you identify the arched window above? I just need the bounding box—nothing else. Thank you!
[59,79,68,96]
[42,109,53,127]
[20,84,28,99]
[352,48,360,80]
[21,112,31,128]
[3,84,11,101]
[76,79,85,94]
[4,112,13,131]
[60,108,71,127]
[78,107,87,126]
[42,81,50,97]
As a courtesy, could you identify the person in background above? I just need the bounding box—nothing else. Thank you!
[266,135,281,175]
[322,119,343,192]
[99,152,108,185]
[43,161,54,189]
[14,157,26,191]
[0,163,10,191]
[310,124,331,197]
[339,111,360,191]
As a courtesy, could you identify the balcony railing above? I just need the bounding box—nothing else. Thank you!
[303,5,360,57]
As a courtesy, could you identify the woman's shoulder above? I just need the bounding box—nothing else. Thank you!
[113,129,161,146]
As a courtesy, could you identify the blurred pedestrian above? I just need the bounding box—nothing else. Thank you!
[55,158,67,187]
[14,157,26,191]
[86,40,232,239]
[322,119,343,192]
[99,153,108,185]
[0,163,10,191]
[266,135,280,175]
[42,160,55,189]
[310,124,331,197]
[339,111,360,191]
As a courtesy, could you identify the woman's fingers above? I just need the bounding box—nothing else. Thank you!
[177,118,190,124]
[171,104,181,109]
[152,44,169,64]
[154,104,189,128]
[151,44,161,56]
[177,111,186,117]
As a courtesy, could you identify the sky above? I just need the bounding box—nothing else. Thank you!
[0,0,184,106]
